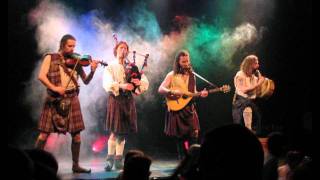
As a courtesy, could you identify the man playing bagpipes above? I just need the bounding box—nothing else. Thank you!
[102,41,149,171]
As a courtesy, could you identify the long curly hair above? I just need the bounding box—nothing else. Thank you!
[240,55,258,76]
[59,34,76,51]
[173,50,191,74]
[113,41,129,57]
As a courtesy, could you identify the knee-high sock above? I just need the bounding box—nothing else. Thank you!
[176,138,187,160]
[71,141,81,166]
[71,141,91,173]
[115,138,126,156]
[243,107,253,130]
[107,138,116,156]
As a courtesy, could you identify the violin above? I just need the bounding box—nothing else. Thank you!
[63,53,108,68]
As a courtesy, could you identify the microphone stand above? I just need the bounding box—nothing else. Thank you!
[192,71,218,88]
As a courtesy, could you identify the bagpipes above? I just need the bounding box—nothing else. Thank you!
[124,51,149,92]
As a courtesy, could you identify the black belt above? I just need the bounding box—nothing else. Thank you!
[65,89,78,94]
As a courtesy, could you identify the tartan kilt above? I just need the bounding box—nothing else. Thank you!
[38,92,85,133]
[232,94,262,133]
[164,103,200,138]
[105,92,137,134]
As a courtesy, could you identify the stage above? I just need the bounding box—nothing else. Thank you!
[58,158,178,180]
[56,138,268,180]
[8,0,312,179]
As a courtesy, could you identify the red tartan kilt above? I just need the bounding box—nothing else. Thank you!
[38,94,85,133]
[164,103,200,138]
[105,93,137,134]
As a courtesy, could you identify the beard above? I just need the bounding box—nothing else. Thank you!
[179,65,192,74]
[63,51,73,57]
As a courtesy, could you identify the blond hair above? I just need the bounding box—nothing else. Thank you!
[240,55,258,76]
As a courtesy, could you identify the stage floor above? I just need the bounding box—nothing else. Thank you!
[58,158,178,180]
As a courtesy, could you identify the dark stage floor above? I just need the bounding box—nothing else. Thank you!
[58,158,178,180]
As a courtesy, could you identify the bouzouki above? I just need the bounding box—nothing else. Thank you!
[166,85,230,111]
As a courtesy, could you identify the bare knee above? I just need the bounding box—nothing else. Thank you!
[243,107,252,113]
[38,132,49,141]
[109,133,116,141]
[192,130,199,138]
[72,133,81,143]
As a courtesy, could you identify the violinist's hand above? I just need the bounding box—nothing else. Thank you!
[131,78,141,86]
[54,86,66,96]
[120,83,134,91]
[200,88,208,98]
[90,60,98,71]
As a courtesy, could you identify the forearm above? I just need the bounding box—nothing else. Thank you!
[82,71,95,84]
[158,86,171,95]
[136,75,149,94]
[244,77,265,93]
[119,83,129,90]
[236,79,258,94]
[243,86,255,93]
[38,74,58,92]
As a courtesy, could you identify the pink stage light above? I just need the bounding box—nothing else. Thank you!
[92,135,108,153]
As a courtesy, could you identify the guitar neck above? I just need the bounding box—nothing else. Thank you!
[188,87,221,97]
[208,88,221,94]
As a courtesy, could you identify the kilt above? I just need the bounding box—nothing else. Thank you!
[232,94,262,133]
[38,91,85,134]
[164,103,200,138]
[105,92,137,134]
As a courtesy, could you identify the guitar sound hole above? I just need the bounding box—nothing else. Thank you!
[182,95,188,99]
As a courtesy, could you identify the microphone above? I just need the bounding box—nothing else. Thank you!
[254,70,261,77]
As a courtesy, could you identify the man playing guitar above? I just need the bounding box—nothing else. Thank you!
[158,50,208,159]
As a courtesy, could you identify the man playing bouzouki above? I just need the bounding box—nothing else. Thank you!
[158,50,208,160]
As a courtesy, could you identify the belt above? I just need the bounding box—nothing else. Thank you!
[65,89,78,94]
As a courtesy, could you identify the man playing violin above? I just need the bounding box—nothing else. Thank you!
[102,41,149,171]
[158,50,208,160]
[35,34,97,173]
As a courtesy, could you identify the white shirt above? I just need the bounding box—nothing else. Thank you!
[102,60,149,96]
[234,70,258,99]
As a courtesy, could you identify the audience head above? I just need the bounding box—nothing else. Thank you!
[200,124,264,180]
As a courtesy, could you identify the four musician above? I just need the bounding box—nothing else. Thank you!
[35,34,271,172]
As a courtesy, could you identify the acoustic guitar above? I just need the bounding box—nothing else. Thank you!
[166,85,230,111]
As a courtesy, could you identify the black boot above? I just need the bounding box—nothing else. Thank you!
[104,155,114,171]
[114,155,123,170]
[188,136,199,147]
[35,139,46,150]
[176,140,187,160]
[71,142,91,173]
